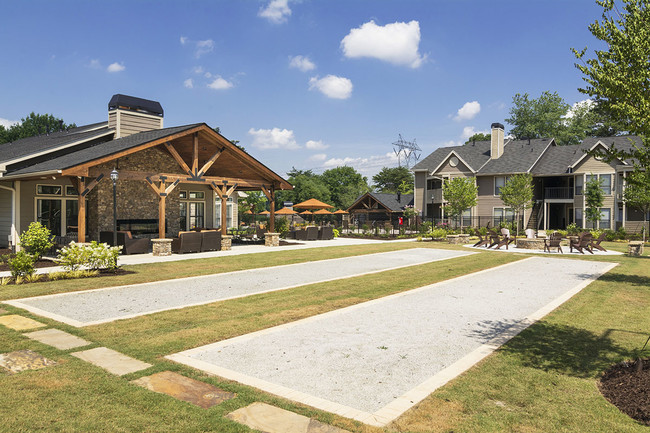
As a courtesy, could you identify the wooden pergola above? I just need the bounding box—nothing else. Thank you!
[61,124,292,241]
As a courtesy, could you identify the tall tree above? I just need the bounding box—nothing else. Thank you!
[585,174,605,229]
[499,173,534,234]
[442,177,478,234]
[0,112,76,144]
[464,132,491,144]
[275,169,331,208]
[321,166,369,210]
[372,166,413,193]
[623,169,650,242]
[212,126,245,152]
[239,191,267,226]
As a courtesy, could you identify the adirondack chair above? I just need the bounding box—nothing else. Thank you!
[544,231,563,253]
[494,228,515,250]
[487,229,501,249]
[589,232,607,252]
[570,232,594,254]
[473,232,490,247]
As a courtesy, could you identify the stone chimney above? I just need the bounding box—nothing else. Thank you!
[490,122,504,159]
[108,94,164,138]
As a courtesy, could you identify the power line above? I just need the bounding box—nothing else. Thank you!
[392,134,421,168]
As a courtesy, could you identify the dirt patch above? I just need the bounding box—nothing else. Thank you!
[600,358,650,425]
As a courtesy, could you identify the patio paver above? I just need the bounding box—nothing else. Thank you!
[131,371,235,408]
[71,347,152,376]
[24,328,91,350]
[0,349,56,374]
[0,315,47,331]
[227,402,351,433]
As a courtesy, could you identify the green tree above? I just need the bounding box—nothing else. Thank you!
[464,132,491,144]
[623,169,650,242]
[372,166,413,193]
[321,166,368,210]
[239,191,267,225]
[212,126,245,152]
[499,173,534,234]
[0,113,76,144]
[442,177,478,234]
[572,0,650,138]
[585,174,605,228]
[276,169,331,209]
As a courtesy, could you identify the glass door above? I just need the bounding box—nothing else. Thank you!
[37,199,62,236]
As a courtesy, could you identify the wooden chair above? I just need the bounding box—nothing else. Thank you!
[544,231,563,253]
[486,229,501,249]
[589,232,607,252]
[570,232,594,254]
[494,228,515,250]
[473,233,490,248]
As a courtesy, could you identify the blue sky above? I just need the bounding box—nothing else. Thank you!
[0,0,604,179]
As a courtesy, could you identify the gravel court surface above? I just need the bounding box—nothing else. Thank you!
[5,248,471,327]
[168,256,615,421]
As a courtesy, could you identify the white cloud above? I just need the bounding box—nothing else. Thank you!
[193,66,204,74]
[258,0,291,24]
[88,59,101,69]
[340,20,426,68]
[565,98,594,119]
[204,72,213,78]
[454,101,481,121]
[207,76,234,90]
[0,117,19,129]
[183,78,193,89]
[441,140,461,147]
[305,139,328,150]
[107,62,125,73]
[320,152,399,177]
[180,36,188,45]
[308,75,353,99]
[461,126,489,140]
[195,39,214,58]
[248,127,300,150]
[309,153,327,162]
[289,55,316,72]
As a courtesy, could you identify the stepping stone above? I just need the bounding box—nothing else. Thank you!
[131,371,235,408]
[71,347,152,376]
[227,402,351,433]
[0,314,46,331]
[24,328,91,350]
[0,349,56,374]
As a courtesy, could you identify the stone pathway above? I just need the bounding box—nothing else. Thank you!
[0,314,46,331]
[227,402,351,433]
[71,347,152,376]
[132,371,235,408]
[24,329,91,350]
[0,349,56,374]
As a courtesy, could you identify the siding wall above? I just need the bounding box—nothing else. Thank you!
[108,109,163,138]
[574,156,617,228]
[414,172,426,216]
[476,176,505,217]
[0,188,12,247]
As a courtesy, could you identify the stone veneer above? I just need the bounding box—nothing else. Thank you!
[87,147,182,241]
[221,235,232,251]
[628,241,644,257]
[264,232,280,247]
[152,238,173,256]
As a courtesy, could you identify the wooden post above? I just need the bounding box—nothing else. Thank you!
[269,187,275,233]
[77,177,86,243]
[221,193,228,236]
[159,195,166,238]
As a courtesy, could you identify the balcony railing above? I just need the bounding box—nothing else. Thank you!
[428,188,443,203]
[544,187,574,200]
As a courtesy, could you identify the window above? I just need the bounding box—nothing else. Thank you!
[215,197,234,229]
[37,199,62,236]
[575,175,583,195]
[65,186,78,196]
[179,202,187,231]
[462,208,471,227]
[188,202,204,229]
[37,185,62,196]
[575,208,583,228]
[179,190,187,199]
[493,207,513,226]
[600,208,611,229]
[600,174,612,195]
[494,176,506,195]
[189,191,205,199]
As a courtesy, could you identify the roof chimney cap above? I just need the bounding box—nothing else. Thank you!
[108,94,163,117]
[491,122,504,130]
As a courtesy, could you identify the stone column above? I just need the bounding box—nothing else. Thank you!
[264,232,280,247]
[221,234,232,251]
[628,241,644,257]
[152,238,172,256]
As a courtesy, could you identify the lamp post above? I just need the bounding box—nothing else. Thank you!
[110,168,119,247]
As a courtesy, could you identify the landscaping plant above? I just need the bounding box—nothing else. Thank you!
[8,250,35,279]
[442,177,478,234]
[19,221,54,260]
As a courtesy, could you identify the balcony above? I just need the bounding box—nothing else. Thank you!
[427,188,443,203]
[544,187,574,200]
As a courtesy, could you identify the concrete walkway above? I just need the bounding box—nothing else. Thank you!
[5,248,471,327]
[168,256,616,427]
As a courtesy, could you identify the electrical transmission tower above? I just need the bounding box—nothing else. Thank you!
[392,134,421,168]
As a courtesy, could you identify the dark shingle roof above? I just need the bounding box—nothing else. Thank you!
[367,192,414,212]
[0,122,112,163]
[479,138,552,174]
[530,136,641,175]
[413,141,491,173]
[5,124,202,176]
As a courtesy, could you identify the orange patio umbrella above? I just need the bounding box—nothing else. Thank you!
[259,210,270,215]
[333,209,348,214]
[275,207,297,215]
[293,198,334,210]
[313,209,332,215]
[244,210,253,215]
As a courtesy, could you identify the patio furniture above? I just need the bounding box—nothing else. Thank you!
[472,233,490,248]
[589,232,607,252]
[318,226,333,240]
[294,228,308,241]
[200,230,221,252]
[487,229,501,249]
[544,231,563,253]
[171,231,202,254]
[570,232,594,254]
[525,229,535,239]
[494,228,515,250]
[99,231,150,255]
[306,226,319,240]
[256,226,266,239]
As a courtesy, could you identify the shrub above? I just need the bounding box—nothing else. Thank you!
[8,251,35,278]
[19,222,54,260]
[430,228,447,239]
[274,217,290,238]
[0,277,10,285]
[48,271,71,281]
[24,274,42,284]
[57,242,88,271]
[85,242,121,271]
[419,221,432,234]
[566,222,580,235]
[362,224,370,233]
[333,228,340,238]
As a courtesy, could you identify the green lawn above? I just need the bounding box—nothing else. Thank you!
[0,241,648,432]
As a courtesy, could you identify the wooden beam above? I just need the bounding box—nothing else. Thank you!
[164,179,180,195]
[197,148,223,177]
[260,185,272,202]
[164,142,192,175]
[80,173,105,197]
[220,193,228,236]
[159,195,166,238]
[225,183,238,198]
[77,177,86,243]
[211,182,225,200]
[269,187,276,233]
[86,168,268,189]
[192,132,199,176]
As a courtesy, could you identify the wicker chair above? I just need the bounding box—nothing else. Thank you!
[99,231,150,255]
[171,231,202,254]
[200,230,221,252]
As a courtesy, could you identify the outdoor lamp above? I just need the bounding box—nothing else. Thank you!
[111,168,119,247]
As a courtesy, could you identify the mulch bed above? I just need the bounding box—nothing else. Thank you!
[599,358,650,425]
[0,248,59,272]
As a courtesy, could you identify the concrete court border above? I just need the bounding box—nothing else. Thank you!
[4,248,474,327]
[167,257,618,427]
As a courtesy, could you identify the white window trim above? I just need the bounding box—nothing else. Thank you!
[33,196,82,237]
[36,184,63,196]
